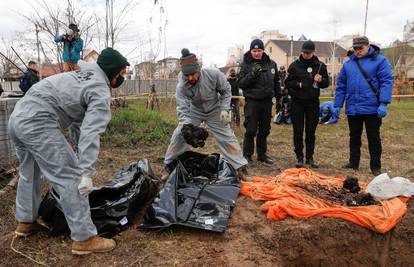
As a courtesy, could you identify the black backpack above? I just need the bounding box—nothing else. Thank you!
[18,72,31,93]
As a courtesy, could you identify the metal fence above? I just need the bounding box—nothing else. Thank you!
[0,81,20,92]
[0,79,178,95]
[115,79,177,96]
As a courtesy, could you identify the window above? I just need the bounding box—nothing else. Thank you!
[337,57,344,64]
[325,57,332,65]
[269,47,272,54]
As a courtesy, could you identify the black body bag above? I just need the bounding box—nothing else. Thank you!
[38,159,160,237]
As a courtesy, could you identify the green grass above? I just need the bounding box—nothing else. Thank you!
[102,100,177,148]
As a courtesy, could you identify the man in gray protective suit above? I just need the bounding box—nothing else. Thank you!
[8,48,129,255]
[164,48,249,179]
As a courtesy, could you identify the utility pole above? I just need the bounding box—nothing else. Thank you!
[35,24,42,79]
[290,35,293,65]
[364,0,369,36]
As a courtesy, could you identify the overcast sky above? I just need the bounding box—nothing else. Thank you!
[1,0,413,66]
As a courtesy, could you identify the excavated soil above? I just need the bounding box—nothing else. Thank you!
[1,160,414,266]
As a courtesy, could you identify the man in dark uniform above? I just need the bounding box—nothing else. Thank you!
[285,40,329,168]
[238,39,281,164]
[227,69,240,126]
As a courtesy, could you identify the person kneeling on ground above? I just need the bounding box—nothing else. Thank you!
[8,47,129,255]
[319,101,339,124]
[274,88,292,125]
[164,48,249,179]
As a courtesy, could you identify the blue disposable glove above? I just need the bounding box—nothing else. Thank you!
[332,107,341,120]
[377,103,387,118]
[326,118,338,124]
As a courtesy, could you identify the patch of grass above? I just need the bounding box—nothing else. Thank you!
[102,100,177,148]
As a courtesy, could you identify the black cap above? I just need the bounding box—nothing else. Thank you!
[353,36,369,48]
[250,39,264,50]
[301,40,315,53]
[68,23,79,32]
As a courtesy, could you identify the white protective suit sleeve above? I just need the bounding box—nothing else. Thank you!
[77,84,112,179]
[215,71,232,111]
[175,83,192,124]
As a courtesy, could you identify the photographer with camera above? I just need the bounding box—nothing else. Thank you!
[238,39,281,165]
[54,23,83,72]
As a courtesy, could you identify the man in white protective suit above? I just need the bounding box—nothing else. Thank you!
[164,48,249,179]
[8,47,129,255]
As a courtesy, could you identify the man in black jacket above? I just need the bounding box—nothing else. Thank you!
[228,69,240,126]
[19,61,40,94]
[285,40,329,168]
[238,39,281,164]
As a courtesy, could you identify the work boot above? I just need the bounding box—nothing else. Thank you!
[15,222,46,237]
[371,168,382,176]
[237,165,251,181]
[257,154,274,164]
[244,155,254,166]
[306,158,318,168]
[342,162,359,170]
[72,235,116,255]
[295,158,304,168]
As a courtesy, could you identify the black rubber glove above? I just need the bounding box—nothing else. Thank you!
[251,62,263,78]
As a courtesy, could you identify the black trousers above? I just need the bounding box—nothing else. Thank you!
[347,114,382,170]
[290,99,319,160]
[243,99,272,157]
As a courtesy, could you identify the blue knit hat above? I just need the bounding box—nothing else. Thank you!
[250,39,264,51]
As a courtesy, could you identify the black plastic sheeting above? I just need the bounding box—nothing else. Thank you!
[140,151,240,232]
[38,159,160,238]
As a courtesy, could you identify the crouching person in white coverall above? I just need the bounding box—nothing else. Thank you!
[164,48,249,179]
[8,47,130,255]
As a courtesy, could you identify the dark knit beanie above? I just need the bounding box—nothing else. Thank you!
[301,40,315,52]
[97,47,130,81]
[250,39,264,50]
[180,48,200,75]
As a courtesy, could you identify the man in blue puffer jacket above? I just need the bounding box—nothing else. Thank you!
[333,36,393,176]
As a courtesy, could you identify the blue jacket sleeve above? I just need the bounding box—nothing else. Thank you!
[54,35,64,43]
[74,38,84,53]
[334,66,347,108]
[377,57,393,104]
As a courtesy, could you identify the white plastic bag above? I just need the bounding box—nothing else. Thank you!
[365,173,414,200]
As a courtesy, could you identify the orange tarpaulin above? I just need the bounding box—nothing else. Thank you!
[240,168,408,233]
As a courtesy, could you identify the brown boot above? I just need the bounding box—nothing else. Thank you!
[15,222,46,237]
[72,235,116,255]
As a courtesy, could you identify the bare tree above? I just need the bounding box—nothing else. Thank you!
[19,0,98,70]
[0,37,25,81]
[103,0,139,48]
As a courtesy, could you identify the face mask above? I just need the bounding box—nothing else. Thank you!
[112,75,125,88]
